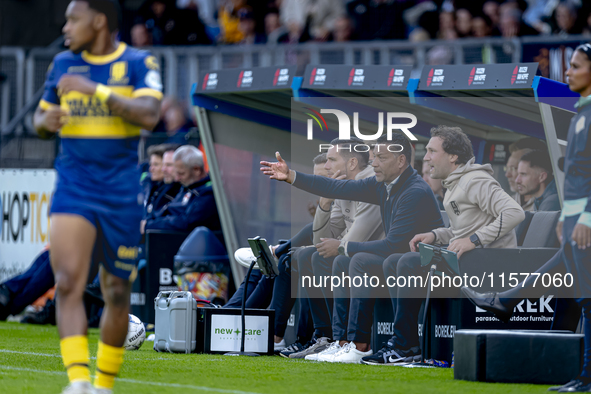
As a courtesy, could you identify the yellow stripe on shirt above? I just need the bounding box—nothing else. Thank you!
[132,88,163,100]
[59,86,140,139]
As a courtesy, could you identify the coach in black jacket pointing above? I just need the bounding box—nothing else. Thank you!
[261,134,443,363]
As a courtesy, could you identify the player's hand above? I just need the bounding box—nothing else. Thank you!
[41,106,69,132]
[318,170,346,210]
[57,74,98,96]
[140,220,146,235]
[409,232,435,252]
[571,223,591,249]
[316,238,340,258]
[447,237,475,259]
[260,152,294,183]
[556,221,564,244]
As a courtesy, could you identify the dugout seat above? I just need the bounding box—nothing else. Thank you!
[428,210,563,362]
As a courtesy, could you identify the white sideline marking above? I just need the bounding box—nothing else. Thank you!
[0,349,61,358]
[0,349,97,360]
[0,365,261,394]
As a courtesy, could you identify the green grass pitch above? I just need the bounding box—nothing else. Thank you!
[0,322,553,393]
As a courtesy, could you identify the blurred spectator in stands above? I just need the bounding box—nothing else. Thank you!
[331,16,356,42]
[483,0,500,29]
[140,0,212,45]
[238,7,266,44]
[281,0,345,42]
[219,0,248,43]
[131,20,153,47]
[584,9,591,35]
[438,11,458,39]
[162,98,194,145]
[177,0,218,29]
[412,11,439,40]
[516,149,560,211]
[472,13,493,37]
[145,146,221,232]
[455,8,473,38]
[427,45,454,65]
[552,1,582,36]
[496,2,538,37]
[523,0,555,34]
[265,8,287,44]
[504,137,548,211]
[422,160,445,210]
[347,0,404,41]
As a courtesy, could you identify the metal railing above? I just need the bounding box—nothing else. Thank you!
[1,34,589,167]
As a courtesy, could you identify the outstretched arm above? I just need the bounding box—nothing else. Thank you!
[261,151,380,204]
[260,152,296,183]
[57,74,161,130]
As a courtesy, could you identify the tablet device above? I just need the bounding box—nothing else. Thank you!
[248,236,280,278]
[418,242,460,276]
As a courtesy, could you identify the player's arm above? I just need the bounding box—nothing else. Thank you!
[35,60,67,138]
[57,74,161,130]
[105,95,161,130]
[33,103,69,139]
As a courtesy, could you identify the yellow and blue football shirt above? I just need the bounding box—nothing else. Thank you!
[40,43,163,280]
[40,42,162,206]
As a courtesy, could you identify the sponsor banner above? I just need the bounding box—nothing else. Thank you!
[198,66,296,93]
[302,65,412,90]
[522,40,585,83]
[418,63,538,90]
[0,169,56,281]
[210,314,269,353]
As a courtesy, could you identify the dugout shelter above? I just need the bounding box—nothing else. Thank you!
[191,63,580,361]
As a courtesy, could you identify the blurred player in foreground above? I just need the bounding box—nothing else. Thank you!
[33,1,162,393]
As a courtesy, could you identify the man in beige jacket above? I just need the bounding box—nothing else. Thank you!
[360,125,525,365]
[287,138,384,360]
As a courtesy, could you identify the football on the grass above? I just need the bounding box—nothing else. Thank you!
[124,314,146,350]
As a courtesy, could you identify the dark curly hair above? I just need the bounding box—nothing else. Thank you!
[430,125,474,165]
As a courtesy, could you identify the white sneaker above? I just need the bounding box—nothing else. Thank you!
[330,342,372,364]
[313,341,342,362]
[274,338,286,352]
[61,382,93,394]
[234,247,258,268]
[234,245,278,269]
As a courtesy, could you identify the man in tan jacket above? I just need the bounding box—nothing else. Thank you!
[288,138,384,360]
[360,125,525,365]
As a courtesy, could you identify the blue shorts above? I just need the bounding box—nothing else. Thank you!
[51,188,143,281]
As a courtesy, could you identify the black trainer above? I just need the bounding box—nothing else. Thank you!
[20,299,56,325]
[551,378,591,392]
[549,379,581,392]
[0,284,12,321]
[360,341,421,365]
[279,341,305,358]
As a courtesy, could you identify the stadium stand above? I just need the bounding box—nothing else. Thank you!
[3,2,591,391]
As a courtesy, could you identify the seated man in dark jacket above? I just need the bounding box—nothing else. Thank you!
[141,144,183,234]
[145,145,221,232]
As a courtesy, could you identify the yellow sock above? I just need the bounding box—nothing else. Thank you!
[60,335,90,383]
[94,341,125,390]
